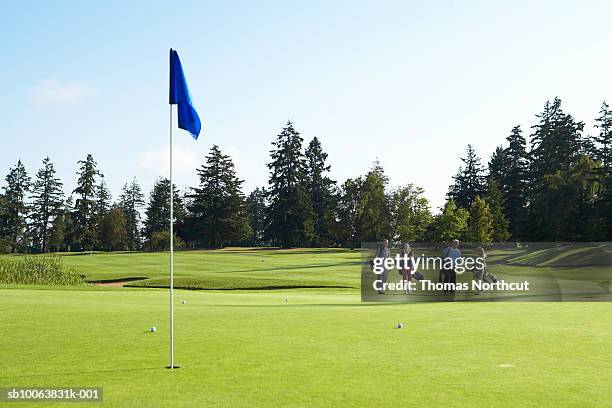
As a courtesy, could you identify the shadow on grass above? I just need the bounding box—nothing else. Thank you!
[86,277,148,284]
[126,284,355,291]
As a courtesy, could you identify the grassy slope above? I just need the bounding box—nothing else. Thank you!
[55,248,363,290]
[497,245,612,267]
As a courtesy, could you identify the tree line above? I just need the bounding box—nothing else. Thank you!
[1,97,611,252]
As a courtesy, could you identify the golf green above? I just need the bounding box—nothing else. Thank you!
[1,285,611,407]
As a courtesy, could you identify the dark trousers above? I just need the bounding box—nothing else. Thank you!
[439,268,457,295]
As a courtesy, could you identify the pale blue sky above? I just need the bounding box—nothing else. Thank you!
[2,0,612,210]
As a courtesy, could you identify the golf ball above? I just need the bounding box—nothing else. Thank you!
[396,323,404,329]
[284,297,288,302]
[149,326,157,333]
[181,300,187,304]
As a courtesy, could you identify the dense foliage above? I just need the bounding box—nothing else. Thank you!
[2,97,612,251]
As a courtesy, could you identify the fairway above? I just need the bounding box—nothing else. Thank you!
[60,248,363,290]
[1,249,612,407]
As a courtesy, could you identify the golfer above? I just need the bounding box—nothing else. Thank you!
[399,243,414,294]
[441,239,461,295]
[374,239,390,294]
[472,247,487,295]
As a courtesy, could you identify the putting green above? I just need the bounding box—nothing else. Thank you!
[1,286,611,407]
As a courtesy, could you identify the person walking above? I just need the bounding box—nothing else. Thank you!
[472,247,487,295]
[399,243,414,294]
[441,239,461,295]
[374,239,390,294]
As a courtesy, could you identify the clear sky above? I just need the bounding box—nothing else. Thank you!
[2,0,612,211]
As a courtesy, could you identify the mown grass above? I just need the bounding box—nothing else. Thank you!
[1,288,611,407]
[1,249,612,407]
[57,248,364,290]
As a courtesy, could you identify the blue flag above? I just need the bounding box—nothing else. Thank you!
[169,49,202,139]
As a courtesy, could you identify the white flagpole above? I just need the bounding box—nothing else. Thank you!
[169,103,175,369]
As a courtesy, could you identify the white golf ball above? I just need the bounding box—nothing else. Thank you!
[181,300,187,304]
[396,323,404,329]
[284,297,288,302]
[149,326,157,333]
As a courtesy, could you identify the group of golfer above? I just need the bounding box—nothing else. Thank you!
[373,239,488,295]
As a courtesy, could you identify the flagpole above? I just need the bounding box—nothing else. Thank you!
[169,103,175,369]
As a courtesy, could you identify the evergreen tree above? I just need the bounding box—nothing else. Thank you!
[100,206,127,251]
[2,160,31,252]
[305,137,336,246]
[370,159,389,185]
[246,187,267,246]
[72,154,102,251]
[488,146,508,186]
[485,179,510,242]
[119,178,145,250]
[466,196,493,244]
[389,184,432,242]
[528,98,587,240]
[0,194,11,252]
[265,122,314,247]
[358,170,390,242]
[448,144,486,209]
[61,196,77,251]
[48,212,66,252]
[530,97,585,177]
[29,157,64,252]
[144,177,185,243]
[503,125,529,239]
[188,145,251,247]
[543,156,603,241]
[335,177,363,248]
[594,101,612,173]
[94,178,112,221]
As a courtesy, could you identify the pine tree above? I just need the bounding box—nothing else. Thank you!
[48,212,66,252]
[488,146,508,186]
[119,178,145,250]
[29,157,64,252]
[305,137,336,246]
[503,125,529,239]
[2,160,31,252]
[265,122,314,247]
[358,170,391,242]
[370,159,389,185]
[467,196,493,244]
[100,207,127,251]
[530,98,585,177]
[61,196,77,251]
[246,187,267,246]
[528,98,587,240]
[542,156,603,241]
[485,179,510,242]
[335,177,363,248]
[448,144,486,209]
[0,194,11,252]
[144,177,185,242]
[72,154,102,251]
[94,178,112,220]
[188,145,251,248]
[594,101,612,173]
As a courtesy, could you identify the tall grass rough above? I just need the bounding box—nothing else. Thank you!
[0,256,85,285]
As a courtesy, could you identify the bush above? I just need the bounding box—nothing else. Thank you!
[145,231,185,252]
[0,256,85,285]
